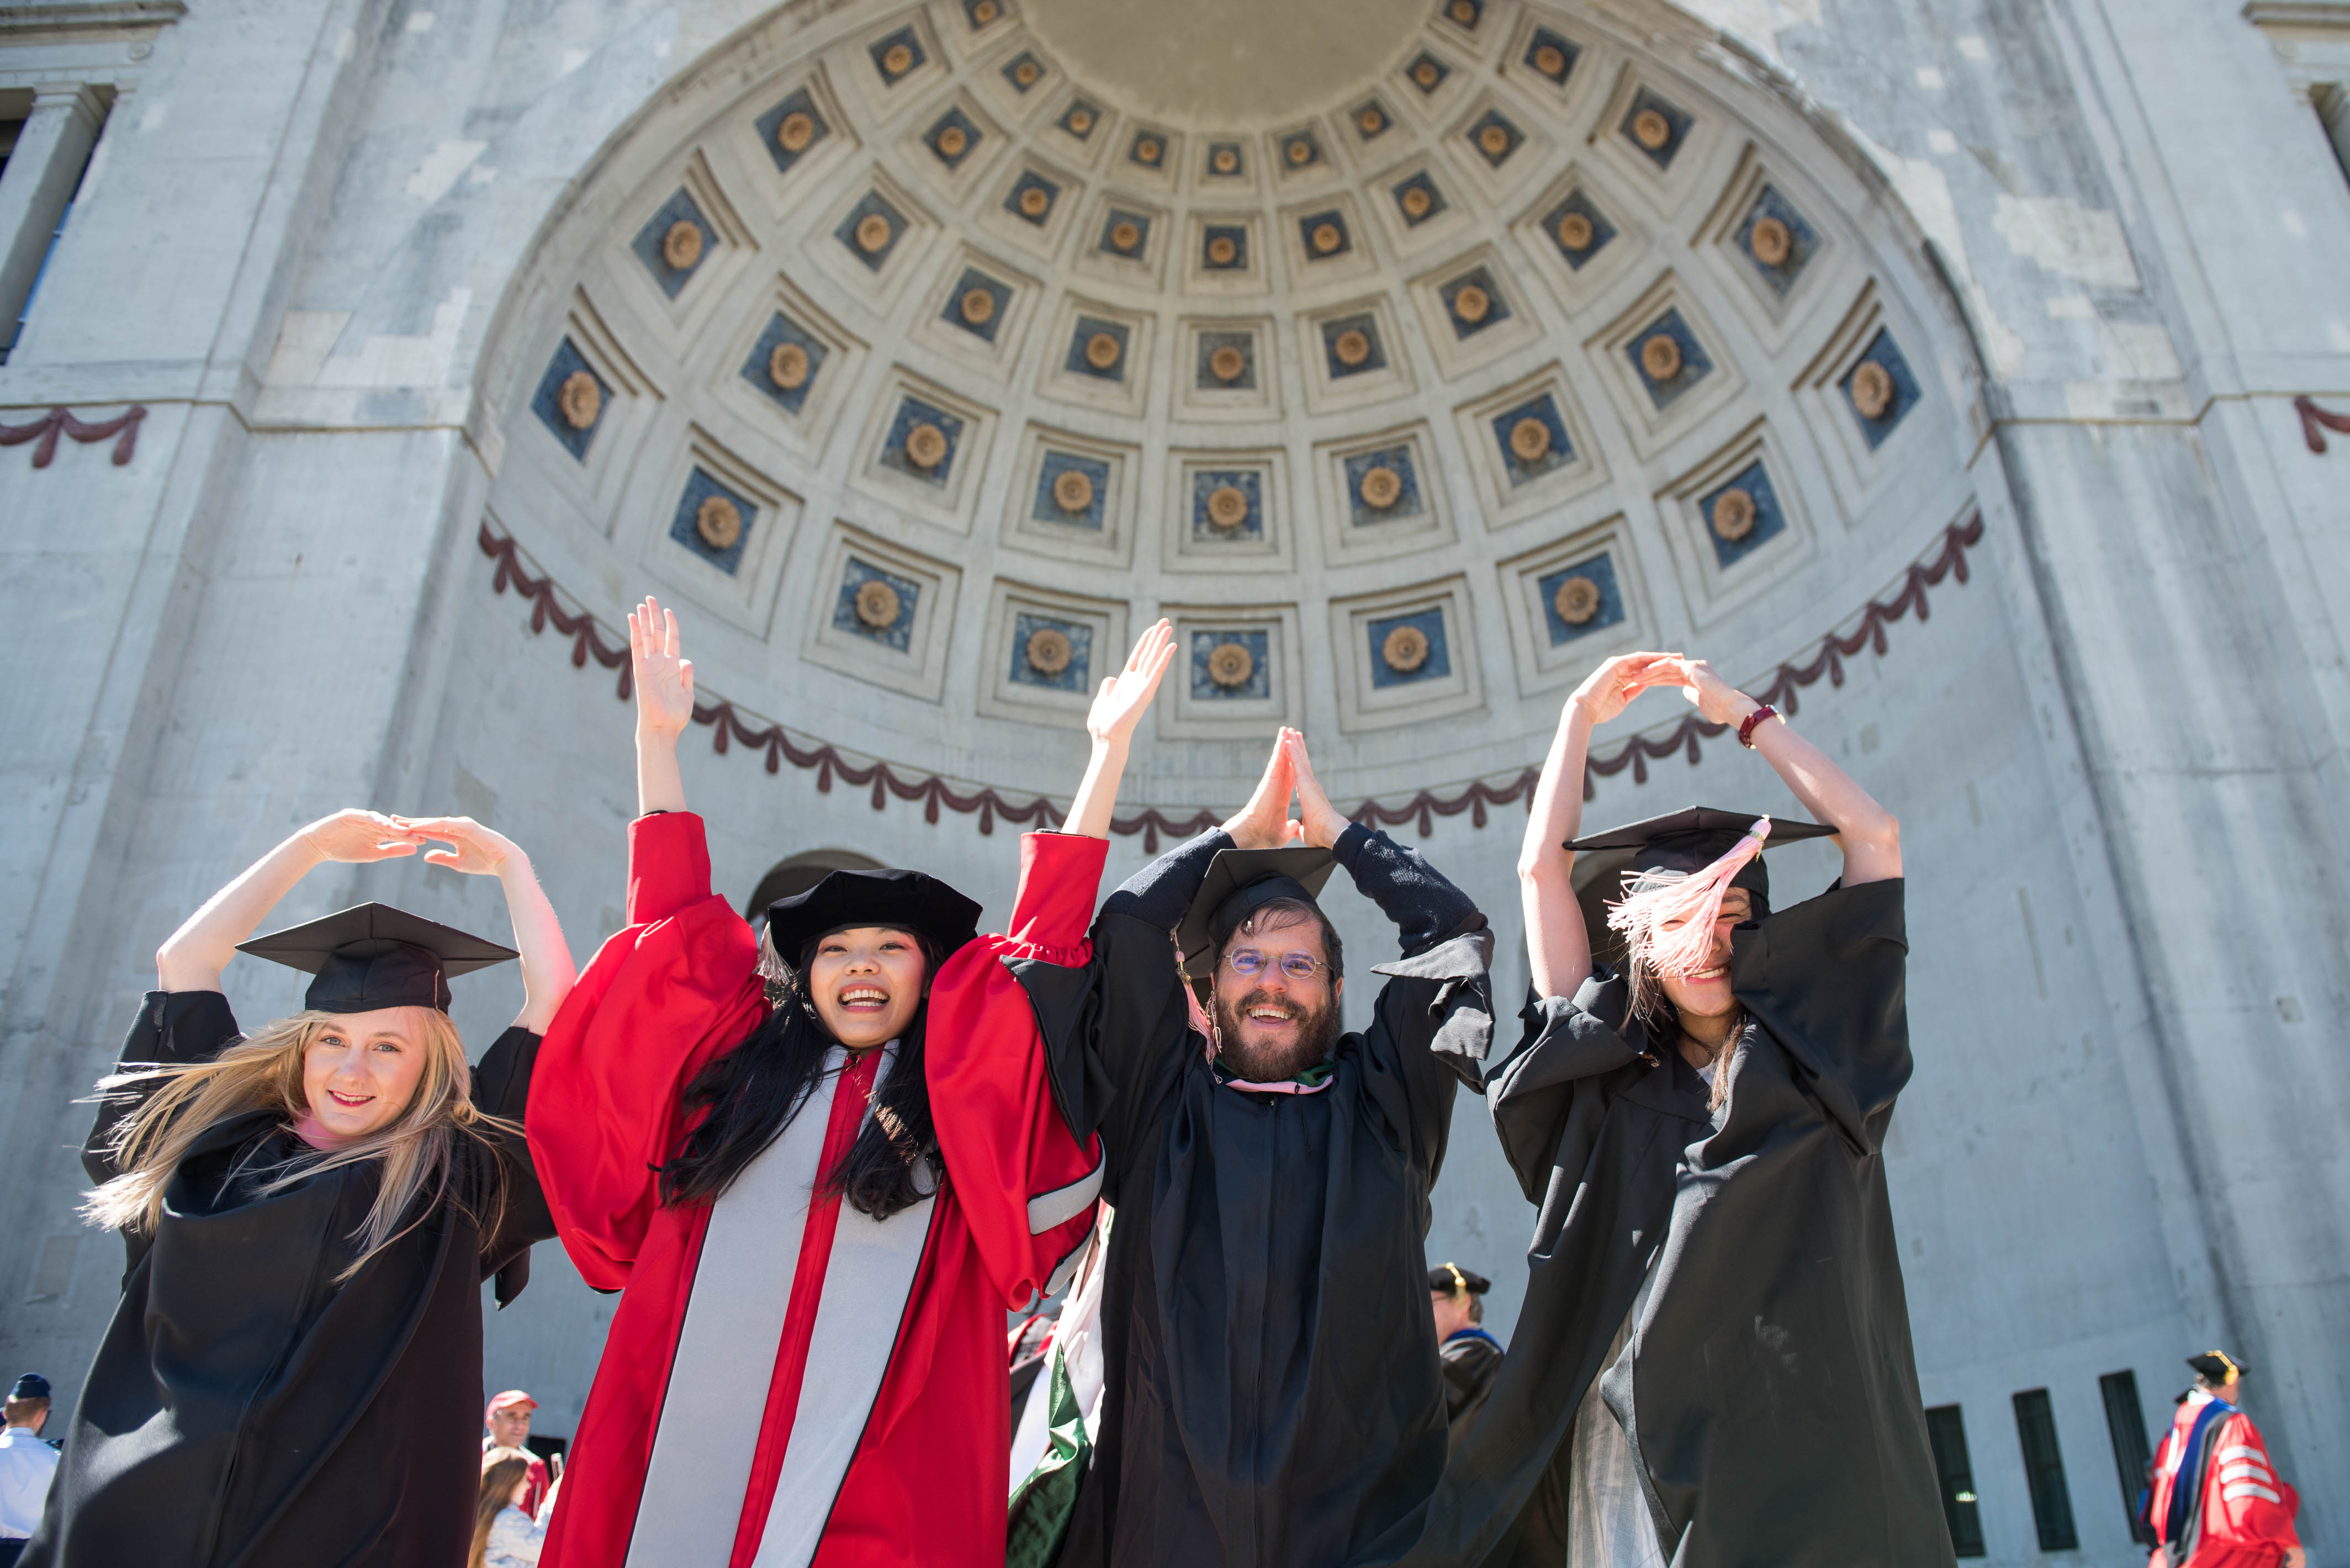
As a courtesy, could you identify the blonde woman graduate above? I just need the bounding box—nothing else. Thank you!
[1364,651,1945,1568]
[26,811,576,1568]
[526,599,1174,1568]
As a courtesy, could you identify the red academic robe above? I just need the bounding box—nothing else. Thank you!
[2146,1394,2300,1568]
[527,814,1105,1568]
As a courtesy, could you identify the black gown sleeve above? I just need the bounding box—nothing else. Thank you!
[1732,878,1908,1153]
[1010,828,1229,1199]
[469,1025,553,1306]
[1343,825,1493,1178]
[1483,985,1647,1203]
[82,990,243,1186]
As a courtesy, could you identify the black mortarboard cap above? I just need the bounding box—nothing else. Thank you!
[2187,1351,2247,1382]
[1568,807,1836,967]
[764,868,982,966]
[1177,846,1338,980]
[8,1374,49,1402]
[1428,1264,1490,1296]
[236,903,517,1014]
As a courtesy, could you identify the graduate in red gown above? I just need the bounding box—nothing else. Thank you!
[528,599,1174,1568]
[2145,1352,2304,1568]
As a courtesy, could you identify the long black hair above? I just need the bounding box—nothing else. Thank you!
[657,925,946,1220]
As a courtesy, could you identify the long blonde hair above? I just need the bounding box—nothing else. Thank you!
[472,1446,535,1568]
[81,1008,509,1279]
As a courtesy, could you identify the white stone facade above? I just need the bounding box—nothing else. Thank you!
[2,1,2347,1562]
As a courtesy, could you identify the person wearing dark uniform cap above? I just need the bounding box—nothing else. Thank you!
[24,808,576,1568]
[2146,1352,2304,1568]
[1428,1266,1502,1437]
[1004,727,1494,1568]
[1361,652,1942,1568]
[526,601,1172,1568]
[0,1375,59,1566]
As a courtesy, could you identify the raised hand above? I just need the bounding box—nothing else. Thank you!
[394,815,521,876]
[1664,656,1751,727]
[1568,652,1684,727]
[629,596,695,741]
[1222,729,1303,851]
[1087,619,1176,747]
[1284,731,1351,850]
[299,809,425,865]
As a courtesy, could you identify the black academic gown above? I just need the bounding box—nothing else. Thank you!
[24,990,551,1568]
[1362,878,1951,1568]
[1439,1329,1503,1436]
[1011,824,1493,1568]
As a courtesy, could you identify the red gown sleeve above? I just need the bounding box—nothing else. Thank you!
[925,831,1108,1310]
[525,812,767,1292]
[2205,1411,2301,1555]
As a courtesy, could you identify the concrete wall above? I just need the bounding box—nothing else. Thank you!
[1,1,2345,1563]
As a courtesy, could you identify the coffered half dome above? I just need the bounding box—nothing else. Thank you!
[474,0,1983,818]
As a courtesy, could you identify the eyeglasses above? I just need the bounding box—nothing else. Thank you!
[1221,948,1334,983]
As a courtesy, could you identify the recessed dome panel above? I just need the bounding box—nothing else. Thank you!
[1021,0,1430,129]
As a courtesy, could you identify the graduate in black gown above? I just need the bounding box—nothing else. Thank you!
[27,809,574,1568]
[1362,651,1946,1568]
[1430,1265,1502,1438]
[1008,729,1494,1568]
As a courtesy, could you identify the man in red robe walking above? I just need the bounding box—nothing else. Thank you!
[2145,1352,2303,1568]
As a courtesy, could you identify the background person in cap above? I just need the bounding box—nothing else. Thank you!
[484,1391,550,1517]
[1428,1267,1501,1437]
[525,599,1171,1568]
[1003,726,1494,1568]
[1367,651,1939,1568]
[23,807,575,1568]
[0,1376,59,1567]
[2146,1352,2303,1567]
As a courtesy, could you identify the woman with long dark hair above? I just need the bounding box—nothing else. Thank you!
[527,598,1173,1568]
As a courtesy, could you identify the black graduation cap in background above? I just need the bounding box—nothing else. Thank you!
[1428,1263,1491,1297]
[237,903,517,1014]
[1177,846,1338,981]
[1568,807,1836,969]
[2187,1350,2248,1382]
[764,867,982,966]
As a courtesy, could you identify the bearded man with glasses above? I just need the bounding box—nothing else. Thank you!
[1005,728,1494,1568]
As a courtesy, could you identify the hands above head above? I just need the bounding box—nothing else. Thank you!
[299,809,426,866]
[1087,619,1176,749]
[1662,656,1758,728]
[1283,730,1351,850]
[392,815,523,877]
[1567,652,1686,727]
[629,596,696,743]
[1222,729,1305,851]
[1062,620,1177,840]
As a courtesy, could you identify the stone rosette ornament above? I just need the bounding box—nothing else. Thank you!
[1025,626,1073,677]
[1382,624,1431,674]
[558,370,601,430]
[854,578,902,630]
[1206,641,1255,689]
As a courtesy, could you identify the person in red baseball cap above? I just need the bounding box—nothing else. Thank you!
[484,1393,549,1518]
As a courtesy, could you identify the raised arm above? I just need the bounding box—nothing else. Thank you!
[391,817,578,1032]
[1287,730,1478,951]
[1518,655,1684,999]
[154,809,426,992]
[629,595,694,817]
[1671,659,1901,886]
[1061,619,1174,840]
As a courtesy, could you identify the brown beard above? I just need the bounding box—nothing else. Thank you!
[1211,987,1343,1081]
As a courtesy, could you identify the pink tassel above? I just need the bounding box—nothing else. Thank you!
[1607,817,1771,977]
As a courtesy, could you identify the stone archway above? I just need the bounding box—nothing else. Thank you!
[467,0,1987,829]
